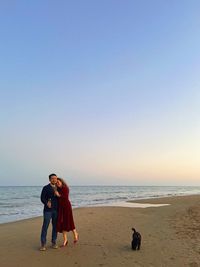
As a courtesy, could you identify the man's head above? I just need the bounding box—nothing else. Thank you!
[49,173,57,185]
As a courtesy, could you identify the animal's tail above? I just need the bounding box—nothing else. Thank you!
[132,228,136,232]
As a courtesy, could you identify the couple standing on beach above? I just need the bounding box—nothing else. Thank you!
[40,173,78,251]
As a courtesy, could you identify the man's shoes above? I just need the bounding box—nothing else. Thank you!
[39,243,58,250]
[39,246,46,251]
[51,243,58,249]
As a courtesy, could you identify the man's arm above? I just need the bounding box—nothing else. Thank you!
[40,186,47,205]
[41,186,52,208]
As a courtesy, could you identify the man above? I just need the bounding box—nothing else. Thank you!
[40,173,58,251]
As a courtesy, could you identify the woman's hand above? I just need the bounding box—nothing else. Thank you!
[54,190,61,197]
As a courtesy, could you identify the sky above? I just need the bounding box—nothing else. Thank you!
[1,0,200,186]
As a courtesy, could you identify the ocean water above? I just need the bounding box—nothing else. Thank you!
[0,185,200,224]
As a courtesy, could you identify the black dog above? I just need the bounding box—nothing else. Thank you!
[131,228,141,250]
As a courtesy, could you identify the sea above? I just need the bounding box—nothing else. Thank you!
[0,185,200,224]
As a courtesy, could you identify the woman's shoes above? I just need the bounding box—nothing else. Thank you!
[74,233,79,244]
[60,241,68,248]
[59,234,79,247]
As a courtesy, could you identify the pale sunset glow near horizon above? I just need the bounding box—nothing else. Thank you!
[1,1,200,186]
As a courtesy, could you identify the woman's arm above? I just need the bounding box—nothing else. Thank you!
[58,186,68,201]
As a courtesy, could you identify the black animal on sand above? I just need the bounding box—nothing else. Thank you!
[131,228,141,250]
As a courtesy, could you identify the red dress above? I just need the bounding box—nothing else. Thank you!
[57,186,75,232]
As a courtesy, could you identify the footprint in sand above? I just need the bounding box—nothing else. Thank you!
[189,262,198,267]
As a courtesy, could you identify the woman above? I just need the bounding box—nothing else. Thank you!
[55,178,78,247]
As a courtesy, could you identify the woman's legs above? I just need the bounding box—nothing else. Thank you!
[61,228,79,245]
[62,231,68,246]
[73,229,79,242]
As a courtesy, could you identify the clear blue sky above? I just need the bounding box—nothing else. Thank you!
[1,0,200,186]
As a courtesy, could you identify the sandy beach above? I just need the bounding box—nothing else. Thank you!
[0,195,200,267]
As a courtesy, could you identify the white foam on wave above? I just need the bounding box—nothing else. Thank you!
[94,201,170,208]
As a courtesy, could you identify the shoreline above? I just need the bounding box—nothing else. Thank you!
[0,194,200,226]
[1,193,200,225]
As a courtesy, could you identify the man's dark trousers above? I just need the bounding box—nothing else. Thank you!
[41,209,57,245]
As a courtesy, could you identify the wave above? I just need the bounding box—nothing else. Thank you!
[0,212,19,216]
[93,196,128,202]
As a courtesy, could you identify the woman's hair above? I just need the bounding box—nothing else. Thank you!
[57,177,68,188]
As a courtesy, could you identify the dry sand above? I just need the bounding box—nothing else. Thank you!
[0,195,200,267]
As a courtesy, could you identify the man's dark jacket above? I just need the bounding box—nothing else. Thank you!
[40,184,58,212]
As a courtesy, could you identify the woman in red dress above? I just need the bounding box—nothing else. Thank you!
[55,178,78,247]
